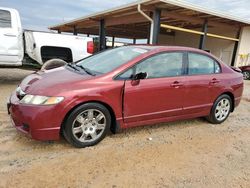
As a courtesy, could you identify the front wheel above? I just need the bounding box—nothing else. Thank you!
[63,103,111,148]
[206,94,232,124]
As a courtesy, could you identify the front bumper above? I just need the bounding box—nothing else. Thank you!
[7,92,63,141]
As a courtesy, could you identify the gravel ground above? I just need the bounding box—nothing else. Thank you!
[0,68,250,188]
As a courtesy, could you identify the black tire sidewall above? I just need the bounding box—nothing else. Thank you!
[210,94,232,124]
[63,103,111,148]
[243,71,250,80]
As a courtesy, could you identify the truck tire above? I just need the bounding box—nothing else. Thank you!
[41,58,67,71]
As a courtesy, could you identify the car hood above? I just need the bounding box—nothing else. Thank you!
[19,67,93,96]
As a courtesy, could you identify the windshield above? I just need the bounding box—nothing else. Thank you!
[76,46,149,75]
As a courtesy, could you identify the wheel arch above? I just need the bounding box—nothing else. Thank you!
[40,46,73,63]
[61,100,118,135]
[219,91,235,112]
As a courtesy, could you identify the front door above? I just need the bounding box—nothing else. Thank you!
[123,52,185,123]
[0,9,23,65]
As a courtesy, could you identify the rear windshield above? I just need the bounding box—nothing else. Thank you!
[76,46,149,75]
[0,10,11,28]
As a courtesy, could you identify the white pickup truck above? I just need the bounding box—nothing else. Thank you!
[0,7,94,68]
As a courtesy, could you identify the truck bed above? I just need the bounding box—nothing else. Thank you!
[24,30,93,65]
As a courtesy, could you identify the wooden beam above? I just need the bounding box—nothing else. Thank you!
[161,10,239,30]
[107,27,147,38]
[105,13,149,26]
[109,25,148,35]
[74,21,98,29]
[70,13,150,29]
[76,28,147,39]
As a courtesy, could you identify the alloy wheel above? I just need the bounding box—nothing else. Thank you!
[72,109,106,143]
[215,98,231,121]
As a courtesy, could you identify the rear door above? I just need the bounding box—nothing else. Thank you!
[122,52,186,123]
[182,52,222,115]
[0,8,23,65]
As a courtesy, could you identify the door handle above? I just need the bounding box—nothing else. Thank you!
[209,78,220,84]
[170,81,183,87]
[4,33,17,37]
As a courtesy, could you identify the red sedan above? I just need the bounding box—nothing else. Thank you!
[8,46,243,148]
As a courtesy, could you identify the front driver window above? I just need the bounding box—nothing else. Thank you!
[135,52,183,79]
[117,68,134,80]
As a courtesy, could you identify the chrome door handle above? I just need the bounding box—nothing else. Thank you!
[209,78,220,84]
[170,81,183,87]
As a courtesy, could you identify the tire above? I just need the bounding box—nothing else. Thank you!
[206,94,232,124]
[41,58,67,71]
[242,71,250,80]
[63,103,111,148]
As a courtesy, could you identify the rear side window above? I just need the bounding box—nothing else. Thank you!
[0,10,11,28]
[188,53,221,75]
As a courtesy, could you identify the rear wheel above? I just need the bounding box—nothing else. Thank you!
[206,94,232,124]
[242,71,250,80]
[63,103,111,148]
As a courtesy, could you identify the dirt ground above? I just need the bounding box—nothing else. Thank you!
[0,68,249,188]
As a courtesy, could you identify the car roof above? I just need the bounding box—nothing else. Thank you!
[131,45,205,52]
[129,45,216,59]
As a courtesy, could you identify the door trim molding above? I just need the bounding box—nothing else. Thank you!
[124,107,182,120]
[183,103,213,110]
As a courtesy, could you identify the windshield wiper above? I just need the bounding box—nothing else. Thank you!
[67,63,79,71]
[76,65,96,76]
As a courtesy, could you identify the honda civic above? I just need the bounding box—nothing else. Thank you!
[8,46,243,148]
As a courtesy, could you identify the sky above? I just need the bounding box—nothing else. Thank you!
[0,0,250,31]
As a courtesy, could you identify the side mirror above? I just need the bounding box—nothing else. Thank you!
[132,72,147,80]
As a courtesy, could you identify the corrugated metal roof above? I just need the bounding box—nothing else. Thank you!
[49,0,250,30]
[49,0,154,29]
[161,0,250,25]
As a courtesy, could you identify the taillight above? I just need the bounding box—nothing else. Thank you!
[87,41,94,54]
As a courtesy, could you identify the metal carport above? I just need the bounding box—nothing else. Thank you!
[49,0,250,66]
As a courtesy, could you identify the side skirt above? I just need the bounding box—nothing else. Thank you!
[121,111,209,129]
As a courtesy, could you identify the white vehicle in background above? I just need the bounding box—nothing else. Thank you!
[0,7,94,69]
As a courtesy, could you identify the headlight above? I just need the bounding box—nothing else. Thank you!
[20,95,64,105]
